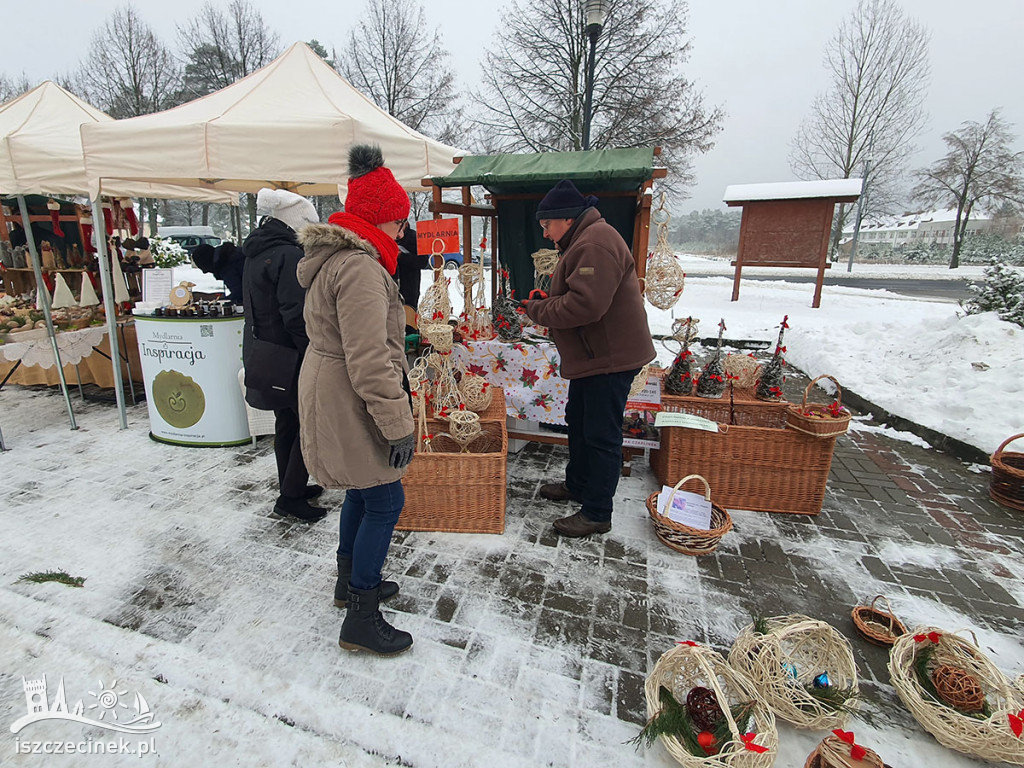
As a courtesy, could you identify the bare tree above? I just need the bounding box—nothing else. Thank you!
[178,0,281,230]
[76,5,181,118]
[0,72,33,103]
[74,5,182,236]
[178,0,281,99]
[790,0,930,257]
[913,110,1024,269]
[474,0,723,192]
[338,0,462,145]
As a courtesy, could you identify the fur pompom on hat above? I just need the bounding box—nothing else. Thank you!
[535,179,599,220]
[256,188,319,233]
[345,144,410,226]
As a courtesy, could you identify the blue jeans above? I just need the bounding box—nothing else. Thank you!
[337,480,404,591]
[564,369,639,524]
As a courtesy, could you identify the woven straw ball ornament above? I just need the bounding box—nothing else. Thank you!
[644,196,686,310]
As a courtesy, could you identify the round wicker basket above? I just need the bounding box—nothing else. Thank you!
[728,615,859,729]
[990,433,1024,512]
[851,596,907,647]
[888,627,1024,764]
[644,643,777,767]
[786,375,852,438]
[645,475,733,556]
[803,734,884,768]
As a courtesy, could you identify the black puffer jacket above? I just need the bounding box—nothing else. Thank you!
[241,217,309,411]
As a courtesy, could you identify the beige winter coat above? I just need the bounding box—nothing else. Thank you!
[296,223,415,490]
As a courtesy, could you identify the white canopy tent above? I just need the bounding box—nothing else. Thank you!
[1,81,233,202]
[82,42,463,198]
[1,82,235,432]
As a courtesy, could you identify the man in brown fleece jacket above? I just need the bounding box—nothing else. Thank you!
[524,179,656,537]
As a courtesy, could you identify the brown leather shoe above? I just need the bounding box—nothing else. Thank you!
[552,512,611,538]
[539,481,580,502]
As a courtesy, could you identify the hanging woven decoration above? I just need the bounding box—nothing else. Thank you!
[458,372,493,412]
[756,315,789,401]
[628,364,651,398]
[671,316,700,343]
[457,261,493,341]
[696,318,727,399]
[421,322,454,353]
[725,353,761,390]
[532,248,559,295]
[644,195,686,310]
[664,316,697,396]
[443,409,484,452]
[418,247,452,325]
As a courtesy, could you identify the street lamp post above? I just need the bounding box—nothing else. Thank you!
[582,0,608,151]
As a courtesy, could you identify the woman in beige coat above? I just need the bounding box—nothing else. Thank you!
[296,145,416,657]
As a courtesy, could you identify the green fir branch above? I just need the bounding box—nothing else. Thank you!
[17,570,85,588]
[629,686,758,758]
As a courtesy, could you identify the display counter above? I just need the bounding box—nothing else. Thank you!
[134,315,249,446]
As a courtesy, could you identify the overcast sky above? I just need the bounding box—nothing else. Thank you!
[4,0,1022,212]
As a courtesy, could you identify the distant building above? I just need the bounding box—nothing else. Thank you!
[842,208,992,248]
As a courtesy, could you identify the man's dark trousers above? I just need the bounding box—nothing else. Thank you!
[563,368,639,524]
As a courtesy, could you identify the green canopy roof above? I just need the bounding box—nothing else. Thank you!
[431,148,655,194]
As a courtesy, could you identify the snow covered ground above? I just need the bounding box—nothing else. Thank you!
[443,253,1022,456]
[3,253,1018,767]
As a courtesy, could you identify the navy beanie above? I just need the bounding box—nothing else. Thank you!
[536,179,599,220]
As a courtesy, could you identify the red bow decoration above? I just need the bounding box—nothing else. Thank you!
[1008,709,1024,738]
[740,733,768,754]
[832,730,867,760]
[781,315,789,329]
[913,631,942,644]
[676,640,699,647]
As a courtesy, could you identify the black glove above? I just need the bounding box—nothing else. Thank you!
[388,433,416,469]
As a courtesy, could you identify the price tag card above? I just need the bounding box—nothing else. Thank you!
[653,412,719,432]
[657,486,714,529]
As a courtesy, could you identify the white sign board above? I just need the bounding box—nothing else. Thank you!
[135,316,249,446]
[656,485,714,530]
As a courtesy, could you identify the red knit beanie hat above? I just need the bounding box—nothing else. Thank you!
[344,144,410,225]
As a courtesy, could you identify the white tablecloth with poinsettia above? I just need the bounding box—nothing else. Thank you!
[451,340,568,424]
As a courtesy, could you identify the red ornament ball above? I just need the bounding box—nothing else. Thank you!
[697,731,717,754]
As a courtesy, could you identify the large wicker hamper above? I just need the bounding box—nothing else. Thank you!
[650,422,838,516]
[397,418,508,534]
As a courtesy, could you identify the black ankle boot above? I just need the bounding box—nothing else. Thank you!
[273,496,327,522]
[334,557,399,608]
[338,585,413,656]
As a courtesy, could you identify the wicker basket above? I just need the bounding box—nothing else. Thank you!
[786,375,852,438]
[659,390,789,429]
[645,475,733,556]
[990,433,1024,512]
[728,615,859,730]
[644,643,778,767]
[804,733,884,768]
[650,422,837,515]
[398,419,507,534]
[851,596,907,647]
[888,627,1024,764]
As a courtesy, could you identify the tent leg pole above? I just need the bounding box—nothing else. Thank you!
[17,195,77,431]
[91,198,128,429]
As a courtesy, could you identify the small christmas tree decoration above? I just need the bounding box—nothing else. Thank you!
[686,686,724,731]
[491,268,523,342]
[664,317,696,395]
[695,318,727,399]
[756,315,789,401]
